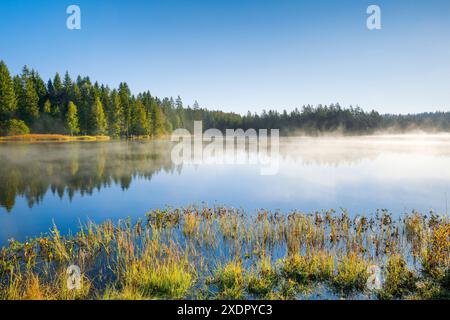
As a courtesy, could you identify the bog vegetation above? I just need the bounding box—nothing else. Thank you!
[0,207,448,300]
[1,61,450,137]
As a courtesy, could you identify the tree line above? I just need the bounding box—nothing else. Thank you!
[1,60,449,136]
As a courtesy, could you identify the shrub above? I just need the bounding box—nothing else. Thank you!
[1,119,30,136]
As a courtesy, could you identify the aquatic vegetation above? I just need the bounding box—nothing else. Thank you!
[0,207,448,300]
[421,222,450,282]
[378,254,416,300]
[214,260,245,299]
[280,251,335,284]
[247,257,278,298]
[182,210,201,237]
[331,252,368,295]
[120,254,194,299]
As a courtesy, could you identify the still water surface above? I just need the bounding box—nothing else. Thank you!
[1,135,449,245]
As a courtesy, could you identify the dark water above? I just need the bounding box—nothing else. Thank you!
[1,135,449,245]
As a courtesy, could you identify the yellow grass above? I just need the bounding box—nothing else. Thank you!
[0,134,110,142]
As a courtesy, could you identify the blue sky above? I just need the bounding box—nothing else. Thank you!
[1,0,449,114]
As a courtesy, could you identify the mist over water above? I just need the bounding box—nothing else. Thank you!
[0,134,449,245]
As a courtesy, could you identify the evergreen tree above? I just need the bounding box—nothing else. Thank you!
[130,99,150,136]
[43,99,51,114]
[72,82,81,105]
[3,60,450,137]
[89,96,108,135]
[50,73,63,118]
[13,75,23,114]
[78,77,93,134]
[0,61,17,121]
[152,103,166,137]
[66,101,80,135]
[175,95,185,128]
[63,71,73,109]
[18,68,39,125]
[30,70,47,112]
[193,100,200,110]
[119,83,131,136]
[109,90,124,137]
[175,95,183,109]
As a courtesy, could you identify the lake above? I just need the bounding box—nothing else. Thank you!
[1,134,449,246]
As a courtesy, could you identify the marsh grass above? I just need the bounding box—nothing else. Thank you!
[378,254,416,300]
[331,252,368,295]
[247,257,278,298]
[0,207,448,300]
[214,260,245,299]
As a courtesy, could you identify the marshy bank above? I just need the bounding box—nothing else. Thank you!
[0,134,110,142]
[0,207,448,300]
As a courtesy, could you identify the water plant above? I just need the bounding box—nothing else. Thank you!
[0,207,448,300]
[331,252,368,295]
[214,260,245,299]
[377,254,416,300]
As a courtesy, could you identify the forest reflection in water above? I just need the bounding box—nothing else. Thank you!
[0,141,177,212]
[1,135,450,213]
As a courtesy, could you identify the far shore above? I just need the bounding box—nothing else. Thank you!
[0,134,111,142]
[1,132,450,144]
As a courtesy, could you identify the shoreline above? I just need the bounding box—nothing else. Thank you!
[0,134,176,143]
[0,134,110,143]
[2,132,450,144]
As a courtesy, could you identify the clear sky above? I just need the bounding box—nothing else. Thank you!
[1,0,449,114]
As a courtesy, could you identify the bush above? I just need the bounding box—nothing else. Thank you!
[1,119,30,136]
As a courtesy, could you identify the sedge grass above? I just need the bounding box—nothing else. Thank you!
[0,207,448,300]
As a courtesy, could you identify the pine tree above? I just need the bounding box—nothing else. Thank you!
[89,96,108,135]
[30,70,47,112]
[193,100,200,110]
[66,101,80,135]
[161,97,178,131]
[119,83,131,136]
[37,98,55,133]
[43,99,51,114]
[63,71,73,110]
[109,90,124,137]
[175,95,185,128]
[0,61,17,121]
[152,103,166,137]
[175,96,183,110]
[130,99,150,136]
[50,73,63,118]
[78,77,93,134]
[18,68,39,125]
[72,83,81,105]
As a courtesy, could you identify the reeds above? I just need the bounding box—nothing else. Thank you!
[0,207,448,300]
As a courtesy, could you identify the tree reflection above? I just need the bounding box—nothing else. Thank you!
[0,141,176,211]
